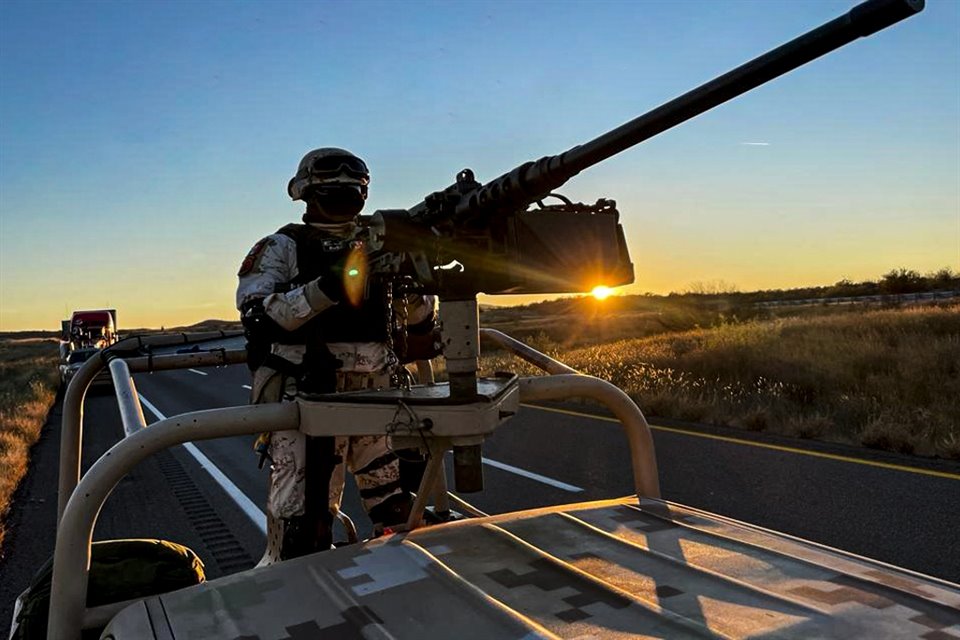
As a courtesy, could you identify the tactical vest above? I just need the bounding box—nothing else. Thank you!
[275,223,390,343]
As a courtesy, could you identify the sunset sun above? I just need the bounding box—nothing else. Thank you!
[591,285,613,300]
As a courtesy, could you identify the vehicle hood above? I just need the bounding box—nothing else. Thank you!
[102,496,960,638]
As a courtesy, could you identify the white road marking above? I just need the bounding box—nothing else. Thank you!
[137,392,267,535]
[188,368,208,376]
[482,457,583,492]
[241,385,252,390]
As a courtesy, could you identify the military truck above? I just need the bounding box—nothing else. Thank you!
[16,0,960,638]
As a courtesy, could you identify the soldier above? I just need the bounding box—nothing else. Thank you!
[237,147,437,559]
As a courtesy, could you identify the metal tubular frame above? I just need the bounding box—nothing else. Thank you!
[108,358,147,437]
[414,359,435,384]
[519,376,660,498]
[49,400,467,638]
[405,440,451,531]
[49,402,299,640]
[49,327,659,638]
[446,491,489,518]
[482,327,660,498]
[480,328,579,375]
[57,333,245,523]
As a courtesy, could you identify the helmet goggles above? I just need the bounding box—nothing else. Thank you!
[308,154,369,182]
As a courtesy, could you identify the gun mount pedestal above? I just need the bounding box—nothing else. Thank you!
[438,298,485,489]
[299,372,519,518]
[440,299,480,400]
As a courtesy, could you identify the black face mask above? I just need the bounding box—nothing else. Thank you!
[303,185,366,223]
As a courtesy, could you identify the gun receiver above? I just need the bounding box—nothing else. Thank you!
[363,0,923,299]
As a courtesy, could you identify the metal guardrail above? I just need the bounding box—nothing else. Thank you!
[50,329,660,639]
[754,289,960,308]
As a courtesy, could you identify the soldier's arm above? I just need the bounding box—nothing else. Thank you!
[236,234,338,333]
[405,294,438,333]
[398,294,441,362]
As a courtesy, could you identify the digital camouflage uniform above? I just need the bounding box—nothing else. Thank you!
[237,221,436,528]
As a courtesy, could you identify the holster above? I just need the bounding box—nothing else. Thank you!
[244,338,270,373]
[298,336,342,395]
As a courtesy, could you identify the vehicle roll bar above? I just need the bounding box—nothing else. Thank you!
[51,329,660,639]
[482,328,659,498]
[58,331,245,523]
[50,402,298,640]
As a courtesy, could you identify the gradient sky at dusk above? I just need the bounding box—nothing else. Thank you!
[1,0,957,331]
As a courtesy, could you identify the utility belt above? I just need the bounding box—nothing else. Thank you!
[260,352,306,378]
[336,370,381,392]
[260,352,381,392]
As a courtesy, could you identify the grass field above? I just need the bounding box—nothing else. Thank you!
[0,337,59,551]
[480,302,960,458]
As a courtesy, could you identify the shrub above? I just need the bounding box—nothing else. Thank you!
[0,338,59,551]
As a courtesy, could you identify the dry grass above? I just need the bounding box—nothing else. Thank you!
[0,337,59,551]
[478,303,960,458]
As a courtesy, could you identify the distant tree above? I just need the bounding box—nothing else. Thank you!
[826,278,854,298]
[927,267,959,290]
[879,268,923,294]
[682,279,740,296]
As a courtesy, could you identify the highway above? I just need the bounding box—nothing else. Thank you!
[122,360,960,584]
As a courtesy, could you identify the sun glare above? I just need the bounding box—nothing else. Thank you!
[591,285,612,300]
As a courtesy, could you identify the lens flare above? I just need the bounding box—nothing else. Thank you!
[343,247,367,307]
[592,285,612,300]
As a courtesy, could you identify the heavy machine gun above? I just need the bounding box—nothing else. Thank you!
[357,0,924,402]
[362,0,923,300]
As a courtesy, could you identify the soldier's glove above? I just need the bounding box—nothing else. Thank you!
[400,315,443,363]
[308,275,346,305]
[300,276,343,326]
[309,266,366,307]
[401,326,443,363]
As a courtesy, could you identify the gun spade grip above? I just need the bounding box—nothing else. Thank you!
[849,0,924,38]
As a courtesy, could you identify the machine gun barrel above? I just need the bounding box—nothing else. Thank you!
[454,0,923,223]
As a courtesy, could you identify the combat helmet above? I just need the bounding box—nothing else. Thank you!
[287,147,369,201]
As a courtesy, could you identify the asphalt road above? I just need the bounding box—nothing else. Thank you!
[5,356,959,629]
[124,361,960,584]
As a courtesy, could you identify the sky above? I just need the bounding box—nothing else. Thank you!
[1,0,957,331]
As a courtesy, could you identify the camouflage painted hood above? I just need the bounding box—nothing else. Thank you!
[101,496,960,639]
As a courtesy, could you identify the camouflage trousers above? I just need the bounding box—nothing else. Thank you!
[251,366,402,521]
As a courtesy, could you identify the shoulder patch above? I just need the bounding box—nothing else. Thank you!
[238,238,271,276]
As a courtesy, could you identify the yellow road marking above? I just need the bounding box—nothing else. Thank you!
[521,403,960,481]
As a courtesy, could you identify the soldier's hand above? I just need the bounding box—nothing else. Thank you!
[309,245,367,307]
[312,268,366,307]
[402,324,443,363]
[314,275,345,303]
